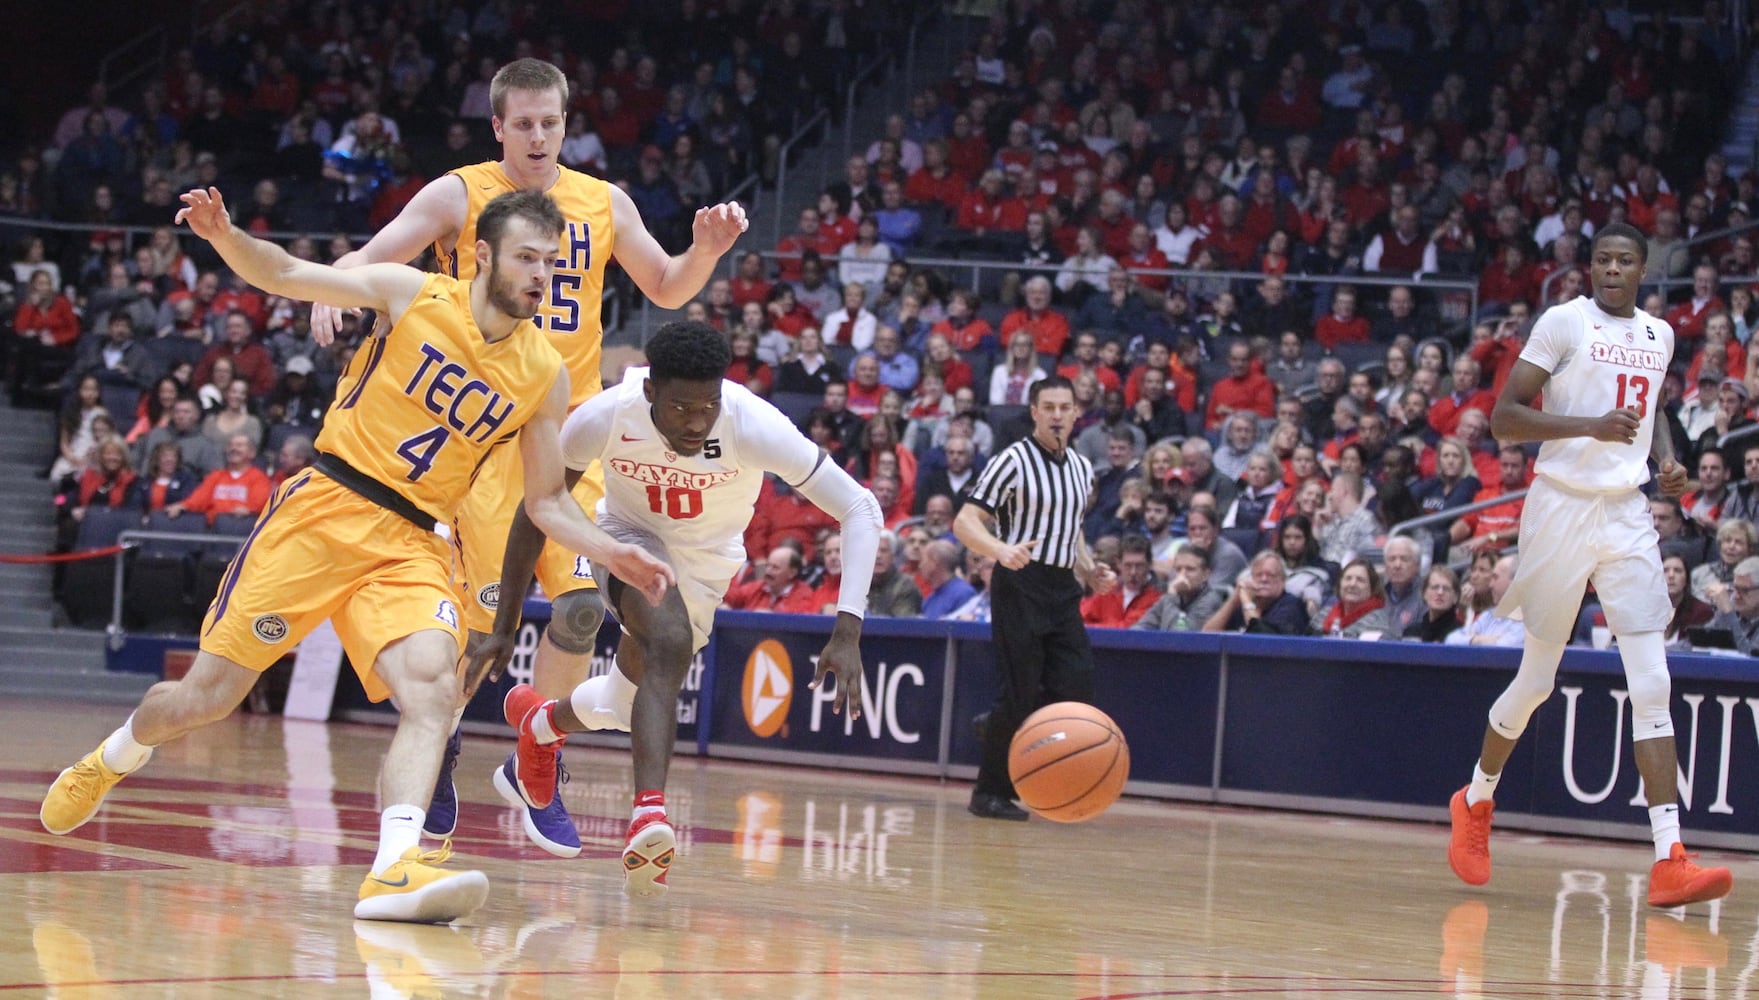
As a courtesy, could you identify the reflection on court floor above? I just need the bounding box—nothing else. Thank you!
[3,700,1755,999]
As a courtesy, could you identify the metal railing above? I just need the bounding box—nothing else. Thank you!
[1387,488,1529,545]
[106,529,246,649]
[1537,218,1759,308]
[771,109,833,246]
[749,249,1480,325]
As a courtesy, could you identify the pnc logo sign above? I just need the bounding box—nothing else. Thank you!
[743,639,794,738]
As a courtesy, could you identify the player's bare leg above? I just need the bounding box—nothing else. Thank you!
[41,650,261,834]
[489,589,603,858]
[532,588,604,699]
[357,630,488,922]
[512,580,688,895]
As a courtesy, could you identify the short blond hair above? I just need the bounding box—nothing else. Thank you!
[490,59,568,119]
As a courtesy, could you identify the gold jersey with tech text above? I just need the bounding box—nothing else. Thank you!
[436,161,614,407]
[315,272,562,522]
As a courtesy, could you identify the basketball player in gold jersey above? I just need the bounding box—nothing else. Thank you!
[41,186,675,922]
[313,58,746,856]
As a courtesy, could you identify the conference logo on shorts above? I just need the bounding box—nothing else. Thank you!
[742,639,793,738]
[435,600,459,629]
[252,614,289,643]
[477,583,500,610]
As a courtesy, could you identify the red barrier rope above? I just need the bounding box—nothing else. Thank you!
[0,544,128,564]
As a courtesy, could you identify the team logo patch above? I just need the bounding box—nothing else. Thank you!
[572,556,594,580]
[252,614,289,643]
[741,639,793,738]
[435,600,459,629]
[477,583,500,610]
[1625,329,1634,344]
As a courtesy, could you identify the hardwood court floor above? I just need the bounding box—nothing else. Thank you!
[1,699,1755,999]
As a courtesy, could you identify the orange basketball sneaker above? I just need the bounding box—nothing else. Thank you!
[1448,787,1494,886]
[1648,844,1733,908]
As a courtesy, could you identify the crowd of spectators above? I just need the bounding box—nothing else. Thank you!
[0,0,910,623]
[5,1,1759,649]
[696,0,1759,651]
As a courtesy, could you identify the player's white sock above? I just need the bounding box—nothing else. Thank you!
[100,714,153,774]
[373,805,426,874]
[571,662,638,731]
[527,702,563,744]
[633,789,666,823]
[1650,803,1682,862]
[1466,762,1499,807]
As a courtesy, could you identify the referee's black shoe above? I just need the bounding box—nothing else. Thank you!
[968,792,1029,821]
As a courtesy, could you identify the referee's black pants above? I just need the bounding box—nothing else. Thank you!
[975,562,1094,799]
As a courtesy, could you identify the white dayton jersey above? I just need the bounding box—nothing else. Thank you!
[1521,295,1673,492]
[559,367,824,546]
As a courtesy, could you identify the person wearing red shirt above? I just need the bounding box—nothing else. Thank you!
[921,332,976,394]
[1240,170,1298,248]
[944,111,991,182]
[209,271,268,331]
[1468,316,1526,398]
[1205,340,1276,431]
[1200,194,1259,270]
[193,310,278,398]
[1256,66,1322,134]
[1313,286,1372,350]
[71,438,137,515]
[1057,331,1122,392]
[905,141,969,212]
[955,170,1011,233]
[774,207,836,283]
[1429,355,1498,436]
[590,86,641,152]
[999,276,1071,358]
[929,290,998,355]
[1080,537,1161,628]
[1478,242,1540,312]
[1118,223,1170,293]
[809,533,846,614]
[1340,154,1392,228]
[1623,164,1679,233]
[723,546,822,614]
[1448,444,1530,554]
[728,251,773,310]
[993,120,1036,182]
[816,190,857,253]
[13,269,79,391]
[167,433,272,526]
[1091,191,1137,259]
[743,476,838,563]
[1662,263,1727,341]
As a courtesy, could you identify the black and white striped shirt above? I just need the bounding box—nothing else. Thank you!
[965,434,1094,570]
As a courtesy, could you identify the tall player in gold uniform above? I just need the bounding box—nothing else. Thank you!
[41,186,675,923]
[313,59,746,856]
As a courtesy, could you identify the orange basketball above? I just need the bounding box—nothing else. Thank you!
[1007,702,1130,822]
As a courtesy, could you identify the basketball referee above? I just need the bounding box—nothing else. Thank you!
[955,375,1116,820]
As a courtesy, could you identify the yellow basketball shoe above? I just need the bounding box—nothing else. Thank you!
[354,842,490,923]
[41,745,136,835]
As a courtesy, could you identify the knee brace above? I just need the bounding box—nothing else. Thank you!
[1488,634,1566,739]
[1618,631,1673,739]
[544,589,605,654]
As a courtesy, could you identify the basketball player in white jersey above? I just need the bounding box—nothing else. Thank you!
[1447,223,1732,908]
[469,321,882,895]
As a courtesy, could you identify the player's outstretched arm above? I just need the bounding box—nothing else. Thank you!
[787,451,884,721]
[175,188,423,323]
[518,372,676,603]
[610,185,748,308]
[1491,358,1637,445]
[312,176,468,344]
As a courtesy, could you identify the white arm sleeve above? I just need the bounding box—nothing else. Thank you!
[738,387,882,619]
[557,389,615,471]
[793,455,883,619]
